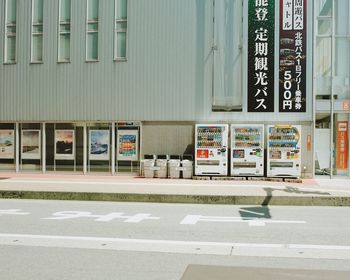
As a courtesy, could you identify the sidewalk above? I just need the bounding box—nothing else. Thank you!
[0,173,349,206]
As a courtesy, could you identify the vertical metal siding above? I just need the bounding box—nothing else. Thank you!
[0,0,312,122]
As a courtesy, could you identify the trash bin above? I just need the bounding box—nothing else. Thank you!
[182,154,193,179]
[143,154,156,178]
[168,155,181,179]
[154,155,168,178]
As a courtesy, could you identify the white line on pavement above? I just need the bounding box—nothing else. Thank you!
[1,233,350,260]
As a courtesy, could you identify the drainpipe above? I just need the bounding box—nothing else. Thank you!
[330,0,335,179]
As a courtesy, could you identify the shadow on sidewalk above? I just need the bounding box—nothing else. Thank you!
[262,186,331,206]
[238,186,331,220]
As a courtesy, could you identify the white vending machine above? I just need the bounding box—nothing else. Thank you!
[195,124,228,176]
[231,124,264,176]
[267,125,302,177]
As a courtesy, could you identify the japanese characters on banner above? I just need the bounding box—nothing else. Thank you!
[248,0,275,112]
[279,0,307,112]
[336,122,348,170]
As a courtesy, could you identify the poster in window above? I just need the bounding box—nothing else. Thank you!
[89,130,110,161]
[0,130,15,159]
[21,130,41,160]
[55,130,75,160]
[117,130,138,161]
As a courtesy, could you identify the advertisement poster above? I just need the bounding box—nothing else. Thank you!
[336,122,348,170]
[279,0,307,112]
[248,0,275,112]
[89,130,110,161]
[0,130,15,159]
[117,130,138,161]
[21,130,41,160]
[55,130,75,160]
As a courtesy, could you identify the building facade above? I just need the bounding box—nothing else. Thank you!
[314,0,350,177]
[0,0,334,178]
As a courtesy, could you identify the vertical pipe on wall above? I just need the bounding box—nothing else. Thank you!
[330,0,335,178]
[83,124,87,174]
[312,0,316,178]
[348,0,350,178]
[42,123,46,173]
[15,123,19,173]
[111,122,115,175]
[211,0,215,105]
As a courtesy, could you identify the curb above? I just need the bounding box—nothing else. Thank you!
[1,190,350,206]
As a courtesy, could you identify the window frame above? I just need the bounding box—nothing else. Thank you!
[30,0,44,64]
[85,0,99,62]
[114,0,128,61]
[57,0,72,63]
[4,0,17,64]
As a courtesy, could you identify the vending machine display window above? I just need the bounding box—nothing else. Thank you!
[231,125,264,176]
[195,124,228,175]
[267,125,301,177]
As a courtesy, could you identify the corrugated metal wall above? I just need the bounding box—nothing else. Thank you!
[0,0,313,123]
[0,0,200,121]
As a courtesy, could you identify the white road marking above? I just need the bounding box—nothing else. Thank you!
[0,233,350,260]
[239,209,265,216]
[180,215,306,226]
[42,211,160,223]
[0,209,30,216]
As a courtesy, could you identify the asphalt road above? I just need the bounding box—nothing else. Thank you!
[0,199,350,279]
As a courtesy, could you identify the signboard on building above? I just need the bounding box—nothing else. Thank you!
[279,0,307,112]
[248,0,275,112]
[117,130,138,161]
[0,130,15,159]
[89,130,110,161]
[336,121,348,170]
[55,130,75,160]
[21,130,41,160]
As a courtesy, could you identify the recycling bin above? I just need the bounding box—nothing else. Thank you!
[168,155,181,179]
[182,154,193,179]
[154,155,168,178]
[143,154,156,178]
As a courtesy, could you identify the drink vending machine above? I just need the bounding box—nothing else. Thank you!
[231,124,264,176]
[267,125,301,177]
[195,124,228,175]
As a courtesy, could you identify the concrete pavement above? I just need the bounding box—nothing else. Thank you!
[0,173,349,206]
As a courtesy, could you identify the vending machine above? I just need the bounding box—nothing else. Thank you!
[267,125,302,177]
[195,124,228,175]
[231,124,264,176]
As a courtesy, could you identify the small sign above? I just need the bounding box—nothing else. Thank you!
[197,150,209,158]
